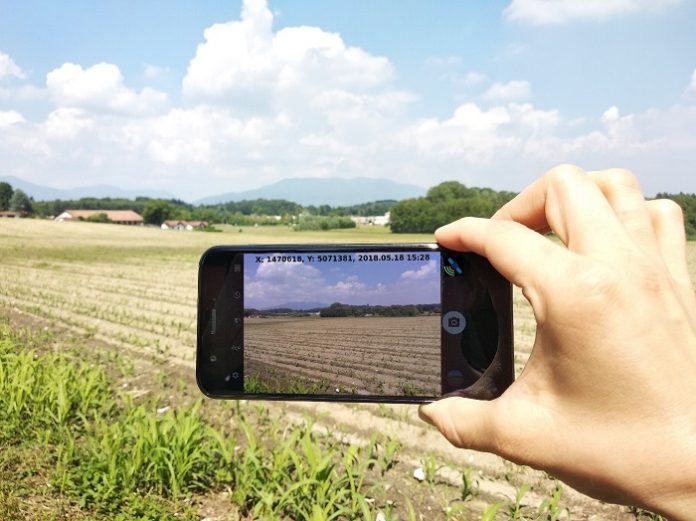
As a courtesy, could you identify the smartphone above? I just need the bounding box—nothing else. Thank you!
[197,244,512,403]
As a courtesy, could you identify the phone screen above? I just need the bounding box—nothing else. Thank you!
[198,245,510,401]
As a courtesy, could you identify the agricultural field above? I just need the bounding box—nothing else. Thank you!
[244,315,440,396]
[0,218,675,520]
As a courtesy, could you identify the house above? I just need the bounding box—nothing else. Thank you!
[54,209,144,225]
[161,220,209,231]
[350,212,390,226]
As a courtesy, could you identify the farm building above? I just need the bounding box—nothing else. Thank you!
[350,212,390,226]
[161,220,209,231]
[54,209,144,225]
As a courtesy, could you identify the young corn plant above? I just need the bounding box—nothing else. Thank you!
[538,485,569,521]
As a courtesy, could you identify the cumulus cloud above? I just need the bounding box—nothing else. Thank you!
[0,51,26,80]
[503,0,681,25]
[183,0,393,103]
[46,62,168,115]
[482,80,531,102]
[398,102,559,162]
[43,108,93,140]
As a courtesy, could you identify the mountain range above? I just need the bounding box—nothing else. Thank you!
[193,177,426,206]
[0,176,175,201]
[0,176,427,206]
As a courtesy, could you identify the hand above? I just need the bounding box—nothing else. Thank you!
[420,164,696,519]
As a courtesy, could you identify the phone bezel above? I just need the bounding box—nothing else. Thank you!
[197,243,513,404]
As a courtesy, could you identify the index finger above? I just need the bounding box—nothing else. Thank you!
[493,164,628,254]
[436,217,571,318]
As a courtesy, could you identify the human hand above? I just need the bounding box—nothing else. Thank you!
[420,165,696,519]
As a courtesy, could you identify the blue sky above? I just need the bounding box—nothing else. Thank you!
[1,0,695,200]
[243,252,440,308]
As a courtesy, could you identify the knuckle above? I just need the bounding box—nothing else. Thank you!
[545,164,584,186]
[601,168,640,191]
[649,198,684,225]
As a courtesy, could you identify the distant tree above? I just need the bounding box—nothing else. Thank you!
[389,197,438,233]
[0,182,13,210]
[142,200,177,225]
[390,181,517,233]
[9,189,32,213]
[425,181,472,204]
[84,212,112,223]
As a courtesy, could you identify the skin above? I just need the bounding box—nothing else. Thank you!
[419,164,696,519]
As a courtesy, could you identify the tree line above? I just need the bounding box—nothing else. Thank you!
[5,179,696,238]
[23,192,395,227]
[389,181,518,233]
[319,302,440,318]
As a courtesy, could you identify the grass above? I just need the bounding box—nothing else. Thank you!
[0,323,408,519]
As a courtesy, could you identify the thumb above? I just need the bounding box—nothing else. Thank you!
[419,396,499,453]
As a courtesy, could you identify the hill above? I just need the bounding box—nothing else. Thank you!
[194,177,426,206]
[0,176,174,201]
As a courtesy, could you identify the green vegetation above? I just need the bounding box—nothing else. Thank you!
[294,214,356,231]
[9,188,33,213]
[83,212,112,223]
[390,181,516,233]
[0,181,13,210]
[244,372,332,395]
[319,302,440,318]
[0,323,391,519]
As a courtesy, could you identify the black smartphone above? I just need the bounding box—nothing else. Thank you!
[197,244,512,403]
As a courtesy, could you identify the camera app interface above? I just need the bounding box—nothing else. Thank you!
[242,251,441,397]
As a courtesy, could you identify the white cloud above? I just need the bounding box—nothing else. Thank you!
[503,0,681,25]
[0,110,25,128]
[46,62,168,115]
[401,260,437,281]
[43,108,93,140]
[183,0,393,103]
[398,102,558,163]
[0,51,26,80]
[245,261,326,308]
[482,80,531,102]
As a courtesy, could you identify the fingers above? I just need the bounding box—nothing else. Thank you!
[587,169,658,256]
[492,164,627,254]
[419,397,498,453]
[436,217,570,314]
[647,199,696,312]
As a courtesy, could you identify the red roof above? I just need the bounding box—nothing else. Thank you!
[61,209,143,222]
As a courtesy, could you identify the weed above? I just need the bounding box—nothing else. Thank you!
[461,467,478,501]
[507,483,531,520]
[538,484,569,520]
[420,454,442,486]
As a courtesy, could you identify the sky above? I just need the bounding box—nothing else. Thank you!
[244,253,440,308]
[0,0,695,200]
